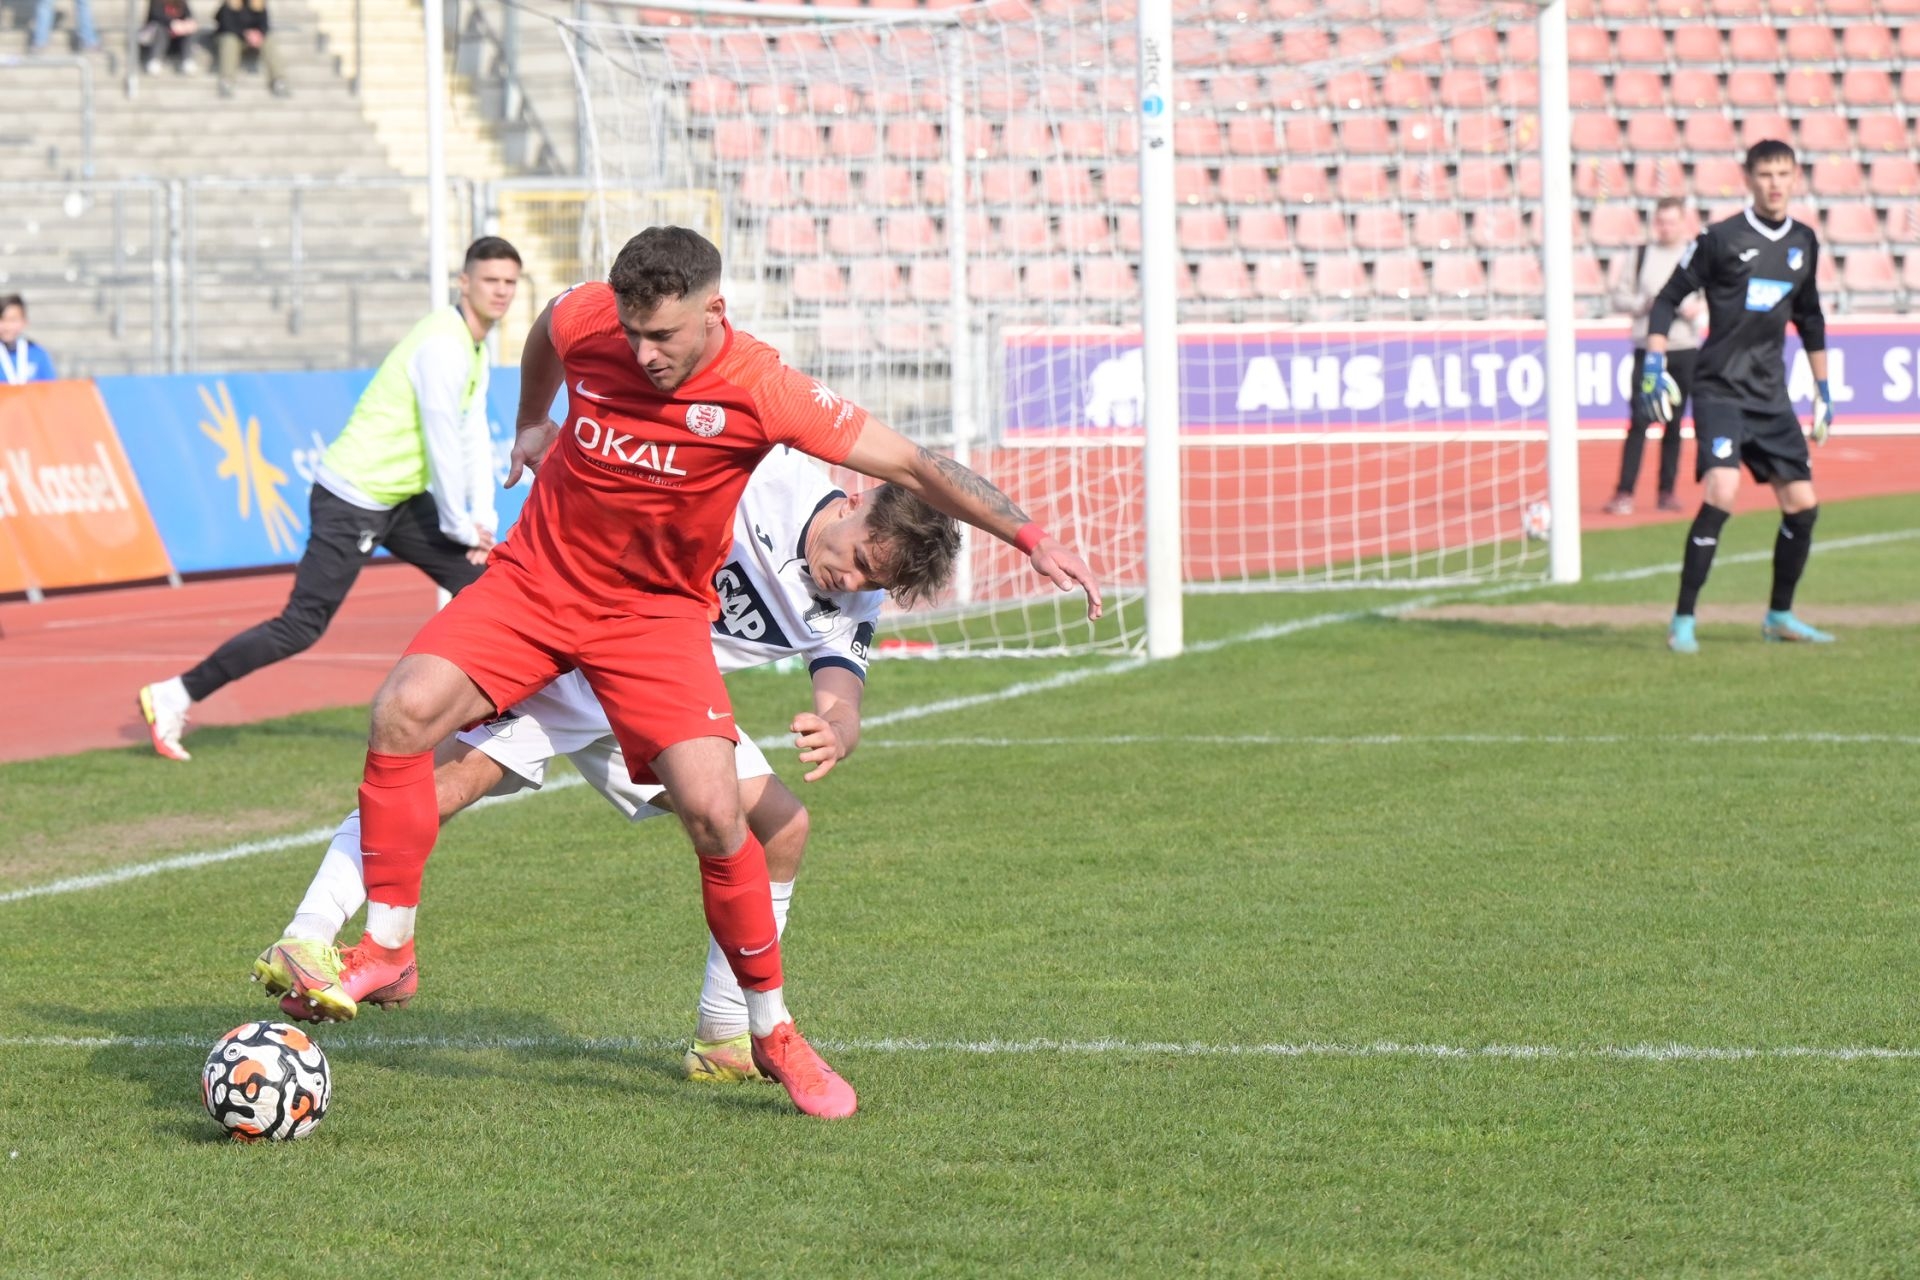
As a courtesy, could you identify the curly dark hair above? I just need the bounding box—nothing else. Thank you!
[863,484,960,609]
[607,227,723,313]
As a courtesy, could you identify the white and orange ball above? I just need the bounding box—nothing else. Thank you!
[202,1021,331,1142]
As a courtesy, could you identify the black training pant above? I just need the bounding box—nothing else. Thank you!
[1615,346,1698,498]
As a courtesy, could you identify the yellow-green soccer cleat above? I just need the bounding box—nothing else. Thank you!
[251,937,356,1023]
[683,1033,766,1083]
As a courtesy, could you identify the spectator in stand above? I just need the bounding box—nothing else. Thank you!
[27,0,101,54]
[0,296,59,386]
[1604,197,1706,516]
[139,0,201,76]
[215,0,288,99]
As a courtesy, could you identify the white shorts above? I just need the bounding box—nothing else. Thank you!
[455,670,774,821]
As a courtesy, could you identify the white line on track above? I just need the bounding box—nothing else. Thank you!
[2,1033,1918,1063]
[7,528,1915,908]
[845,732,1920,750]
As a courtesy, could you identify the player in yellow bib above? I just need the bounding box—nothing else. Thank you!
[138,237,522,761]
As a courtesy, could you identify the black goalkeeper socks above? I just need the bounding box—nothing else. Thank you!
[1676,503,1731,616]
[1770,505,1818,613]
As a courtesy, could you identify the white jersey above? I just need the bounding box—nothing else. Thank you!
[456,446,882,819]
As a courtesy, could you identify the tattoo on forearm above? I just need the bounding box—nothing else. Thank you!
[916,445,1030,527]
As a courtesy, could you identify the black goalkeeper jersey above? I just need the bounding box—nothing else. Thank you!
[1648,208,1827,412]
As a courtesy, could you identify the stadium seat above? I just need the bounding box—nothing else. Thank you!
[1727,24,1781,62]
[1516,158,1544,199]
[1238,208,1292,251]
[815,309,868,356]
[1431,255,1487,305]
[1857,114,1909,154]
[1218,163,1273,204]
[1455,113,1509,155]
[1043,165,1098,205]
[827,121,879,160]
[1563,68,1609,109]
[1633,158,1689,198]
[1571,113,1622,152]
[967,260,1019,301]
[1566,25,1613,63]
[884,212,943,257]
[1795,115,1851,156]
[1574,159,1630,199]
[745,85,800,116]
[875,314,939,355]
[1352,209,1409,251]
[1196,257,1255,301]
[1870,158,1920,198]
[1784,71,1835,109]
[1175,164,1217,205]
[826,214,880,257]
[1470,207,1527,249]
[1277,163,1332,204]
[1669,25,1723,63]
[849,259,906,303]
[1208,73,1261,113]
[1323,70,1374,111]
[980,165,1038,205]
[1282,27,1332,63]
[1823,204,1882,245]
[1454,159,1510,201]
[1337,118,1394,155]
[1573,253,1608,300]
[1371,253,1429,305]
[1625,114,1681,153]
[1294,208,1350,251]
[1589,204,1648,247]
[1057,211,1114,253]
[1691,157,1748,198]
[1056,119,1107,159]
[1683,115,1738,153]
[791,262,847,304]
[1000,118,1054,161]
[1080,259,1135,302]
[1889,205,1920,247]
[1411,209,1467,250]
[713,121,761,162]
[1103,163,1141,204]
[1496,68,1541,108]
[1399,161,1455,203]
[1489,255,1545,308]
[1902,69,1920,108]
[1000,211,1053,254]
[1398,115,1447,154]
[1841,23,1895,61]
[1283,117,1337,155]
[1504,22,1539,62]
[1179,209,1233,251]
[1840,250,1898,305]
[1611,69,1664,109]
[1782,24,1836,61]
[1111,117,1139,154]
[766,213,820,257]
[1739,113,1795,151]
[1614,26,1668,63]
[1268,69,1317,112]
[1724,70,1779,109]
[866,165,918,208]
[1227,31,1278,66]
[885,120,940,161]
[1039,79,1087,113]
[800,169,853,207]
[1840,69,1895,108]
[907,259,951,303]
[687,78,740,115]
[771,120,825,161]
[1175,119,1225,157]
[1811,158,1866,196]
[1668,69,1722,110]
[1252,257,1309,303]
[1336,163,1393,204]
[1438,69,1491,109]
[1601,0,1650,15]
[1449,26,1501,65]
[1227,117,1279,156]
[1336,26,1387,61]
[1378,69,1433,110]
[1022,259,1078,303]
[738,165,795,208]
[807,83,859,117]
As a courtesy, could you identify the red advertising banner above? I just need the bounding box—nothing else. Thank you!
[0,382,175,593]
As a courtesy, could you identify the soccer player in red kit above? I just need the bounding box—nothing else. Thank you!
[252,227,1103,1119]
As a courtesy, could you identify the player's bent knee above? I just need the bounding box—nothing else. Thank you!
[677,798,750,857]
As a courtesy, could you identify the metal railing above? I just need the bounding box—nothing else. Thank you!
[0,54,95,179]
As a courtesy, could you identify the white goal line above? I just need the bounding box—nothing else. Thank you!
[3,1033,1917,1064]
[820,732,1920,751]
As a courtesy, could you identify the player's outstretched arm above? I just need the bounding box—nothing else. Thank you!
[839,421,1104,620]
[791,666,864,783]
[506,300,564,487]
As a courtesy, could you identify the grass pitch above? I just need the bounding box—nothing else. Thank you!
[3,494,1918,1277]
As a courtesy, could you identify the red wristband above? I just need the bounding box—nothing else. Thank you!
[1014,522,1048,555]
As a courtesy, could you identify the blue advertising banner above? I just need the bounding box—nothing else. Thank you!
[1002,320,1920,438]
[97,368,548,575]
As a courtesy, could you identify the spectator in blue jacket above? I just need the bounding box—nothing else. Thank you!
[0,296,58,385]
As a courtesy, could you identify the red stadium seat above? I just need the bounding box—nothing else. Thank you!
[848,259,905,303]
[1625,114,1681,153]
[1294,208,1350,251]
[807,83,859,117]
[1398,161,1455,203]
[1633,158,1688,198]
[1252,257,1309,301]
[713,121,760,162]
[1870,158,1920,198]
[800,169,852,206]
[1795,114,1851,156]
[1227,31,1278,66]
[1566,25,1613,63]
[687,78,740,115]
[883,212,941,257]
[907,260,951,303]
[1739,113,1795,151]
[866,165,917,208]
[745,85,799,116]
[1601,0,1650,14]
[1563,68,1608,109]
[1682,115,1737,154]
[1267,69,1317,112]
[1056,119,1106,159]
[791,262,847,304]
[967,260,1019,301]
[1283,117,1337,155]
[815,309,867,355]
[1438,69,1491,109]
[1711,0,1763,16]
[827,121,879,160]
[1337,117,1394,155]
[1574,159,1631,199]
[1226,117,1278,156]
[1055,211,1112,253]
[1840,69,1895,108]
[1784,71,1835,109]
[1690,159,1746,200]
[1277,163,1331,204]
[1454,159,1511,201]
[1840,250,1898,303]
[1669,25,1723,63]
[1614,26,1668,62]
[1174,119,1225,158]
[1902,69,1920,108]
[1000,118,1053,161]
[1570,113,1622,152]
[980,165,1038,205]
[1022,260,1077,303]
[1414,208,1469,249]
[1448,25,1501,65]
[1322,70,1373,112]
[1516,158,1544,198]
[826,214,879,257]
[875,314,939,355]
[1282,27,1331,63]
[1811,158,1865,196]
[1179,208,1233,251]
[1724,69,1778,108]
[1000,211,1053,254]
[738,165,794,208]
[884,120,939,161]
[1504,22,1539,62]
[1371,253,1429,302]
[1668,69,1722,110]
[1496,68,1541,108]
[1841,23,1895,61]
[1431,255,1487,303]
[1080,259,1135,302]
[1398,114,1446,155]
[1196,257,1255,301]
[1103,163,1141,205]
[1337,163,1393,203]
[1455,113,1509,155]
[771,120,824,161]
[1238,208,1291,251]
[1174,164,1216,205]
[1352,209,1408,251]
[1470,207,1527,249]
[766,213,819,257]
[1336,26,1386,60]
[1397,23,1445,65]
[1378,69,1433,110]
[1311,257,1369,315]
[1611,69,1664,109]
[1726,24,1781,63]
[1782,24,1836,61]
[1210,73,1262,113]
[1856,114,1909,154]
[1889,204,1920,246]
[1216,163,1272,205]
[1904,254,1920,297]
[1489,255,1545,305]
[1823,204,1882,245]
[1589,204,1648,247]
[1043,165,1098,206]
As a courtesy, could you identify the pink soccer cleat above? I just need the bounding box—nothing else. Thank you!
[751,1022,857,1119]
[282,937,416,1023]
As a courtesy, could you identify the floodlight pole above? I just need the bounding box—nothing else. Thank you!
[1539,0,1582,581]
[1139,0,1184,657]
[425,0,450,313]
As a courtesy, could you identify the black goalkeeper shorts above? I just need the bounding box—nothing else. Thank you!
[1692,396,1812,485]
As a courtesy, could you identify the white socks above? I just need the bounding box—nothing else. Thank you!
[285,811,369,942]
[699,878,794,1041]
[153,675,191,711]
[364,902,417,950]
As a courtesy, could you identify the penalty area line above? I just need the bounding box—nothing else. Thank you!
[2,1033,1919,1064]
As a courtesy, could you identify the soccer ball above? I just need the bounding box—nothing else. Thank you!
[1522,501,1553,542]
[202,1021,331,1142]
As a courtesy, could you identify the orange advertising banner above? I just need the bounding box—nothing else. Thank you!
[0,381,175,594]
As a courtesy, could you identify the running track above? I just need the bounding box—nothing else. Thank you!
[5,436,1918,764]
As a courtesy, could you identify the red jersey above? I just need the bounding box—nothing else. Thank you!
[497,283,867,617]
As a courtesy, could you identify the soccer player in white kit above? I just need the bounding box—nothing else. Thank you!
[259,446,959,1081]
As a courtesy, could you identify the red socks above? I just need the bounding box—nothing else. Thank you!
[698,833,783,991]
[357,749,438,908]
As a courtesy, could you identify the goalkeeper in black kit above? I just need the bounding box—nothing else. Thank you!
[1640,139,1836,654]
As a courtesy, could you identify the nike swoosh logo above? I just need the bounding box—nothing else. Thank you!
[1692,537,1717,546]
[574,379,608,402]
[740,940,776,956]
[706,707,732,721]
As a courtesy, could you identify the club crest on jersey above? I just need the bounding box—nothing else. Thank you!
[1787,247,1804,272]
[685,404,727,437]
[1712,437,1734,459]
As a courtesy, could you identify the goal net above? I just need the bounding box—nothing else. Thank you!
[555,0,1558,656]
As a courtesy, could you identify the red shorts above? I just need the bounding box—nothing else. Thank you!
[403,561,734,784]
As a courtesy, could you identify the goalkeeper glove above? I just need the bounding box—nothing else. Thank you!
[1637,350,1681,425]
[1811,380,1834,446]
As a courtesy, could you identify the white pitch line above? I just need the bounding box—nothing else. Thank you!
[2,1033,1918,1063]
[839,732,1920,750]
